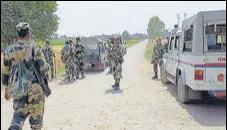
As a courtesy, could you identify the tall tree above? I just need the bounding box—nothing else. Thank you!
[1,1,59,51]
[147,16,165,39]
[122,30,131,41]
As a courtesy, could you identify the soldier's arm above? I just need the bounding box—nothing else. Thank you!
[2,52,10,87]
[50,47,55,57]
[34,46,50,76]
[151,45,157,63]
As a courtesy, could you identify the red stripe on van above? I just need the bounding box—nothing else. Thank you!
[216,93,226,97]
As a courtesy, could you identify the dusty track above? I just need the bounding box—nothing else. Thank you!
[1,40,226,130]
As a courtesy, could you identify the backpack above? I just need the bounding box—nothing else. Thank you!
[8,44,34,100]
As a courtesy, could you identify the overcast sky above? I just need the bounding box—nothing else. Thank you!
[55,1,226,37]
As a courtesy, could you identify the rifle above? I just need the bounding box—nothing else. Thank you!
[29,59,51,97]
[29,48,51,97]
[54,54,57,80]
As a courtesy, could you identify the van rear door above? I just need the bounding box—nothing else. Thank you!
[204,24,226,86]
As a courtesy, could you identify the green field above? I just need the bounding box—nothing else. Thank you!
[145,39,155,61]
[126,40,142,48]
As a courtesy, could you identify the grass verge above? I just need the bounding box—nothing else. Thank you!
[126,40,142,48]
[145,39,155,62]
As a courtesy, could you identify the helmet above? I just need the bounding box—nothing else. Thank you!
[76,37,80,41]
[16,22,31,32]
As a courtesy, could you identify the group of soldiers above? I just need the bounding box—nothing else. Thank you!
[2,22,125,130]
[106,36,124,90]
[39,37,85,83]
[61,37,85,82]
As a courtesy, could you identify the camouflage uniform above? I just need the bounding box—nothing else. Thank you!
[74,37,85,78]
[111,39,124,90]
[42,41,55,80]
[107,41,113,73]
[151,40,164,79]
[69,40,79,79]
[2,22,49,130]
[61,41,75,81]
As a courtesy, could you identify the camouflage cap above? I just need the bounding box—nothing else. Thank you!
[46,40,50,44]
[69,40,73,43]
[16,22,30,32]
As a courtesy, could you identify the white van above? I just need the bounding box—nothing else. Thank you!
[161,10,226,103]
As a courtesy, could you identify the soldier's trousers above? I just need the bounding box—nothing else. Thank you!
[153,61,161,74]
[8,83,45,130]
[108,58,113,72]
[65,63,75,79]
[47,61,54,79]
[113,62,122,84]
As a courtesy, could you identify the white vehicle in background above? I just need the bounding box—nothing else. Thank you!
[161,10,226,104]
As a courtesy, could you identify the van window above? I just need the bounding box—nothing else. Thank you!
[165,37,169,50]
[205,24,226,52]
[169,37,174,51]
[183,27,193,52]
[175,36,180,50]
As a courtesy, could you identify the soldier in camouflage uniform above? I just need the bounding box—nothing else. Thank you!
[74,37,85,78]
[111,37,124,90]
[42,40,55,80]
[106,39,113,73]
[69,40,79,79]
[62,41,75,81]
[151,38,164,79]
[2,22,49,130]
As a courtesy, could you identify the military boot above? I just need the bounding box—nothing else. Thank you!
[65,76,70,82]
[81,72,85,78]
[76,73,79,79]
[152,72,158,80]
[112,81,117,88]
[114,83,120,90]
[71,75,76,81]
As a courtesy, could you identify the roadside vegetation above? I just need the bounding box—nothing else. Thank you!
[126,40,142,48]
[145,39,155,61]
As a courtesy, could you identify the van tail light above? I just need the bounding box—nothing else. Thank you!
[194,70,204,80]
[217,74,224,82]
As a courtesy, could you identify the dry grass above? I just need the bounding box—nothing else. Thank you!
[0,45,65,77]
[145,39,155,61]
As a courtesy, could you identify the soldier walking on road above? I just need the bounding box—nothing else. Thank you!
[151,38,164,80]
[2,22,50,130]
[111,37,124,90]
[74,37,85,79]
[62,41,75,81]
[42,40,55,80]
[107,39,113,73]
[69,39,79,79]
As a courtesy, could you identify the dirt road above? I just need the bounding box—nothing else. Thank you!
[1,40,226,130]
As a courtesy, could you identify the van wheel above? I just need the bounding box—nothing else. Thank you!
[177,75,190,104]
[160,63,169,84]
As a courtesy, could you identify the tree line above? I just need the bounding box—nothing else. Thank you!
[1,1,59,51]
[147,16,166,40]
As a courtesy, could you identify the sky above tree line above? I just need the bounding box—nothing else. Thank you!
[55,1,226,37]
